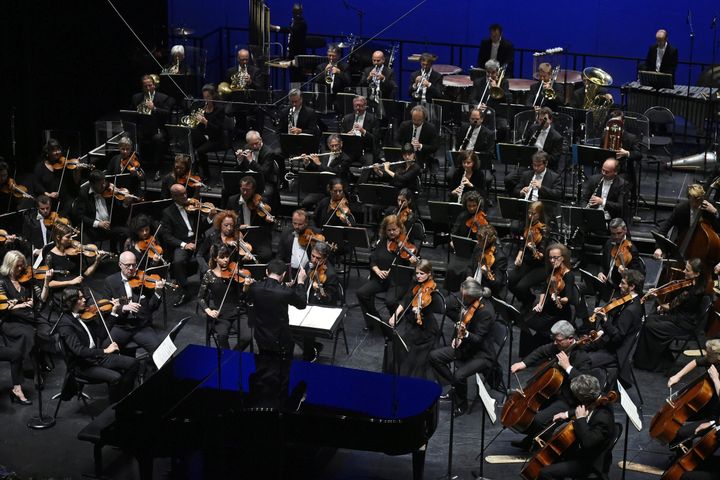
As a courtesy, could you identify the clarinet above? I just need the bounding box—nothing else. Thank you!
[586,180,603,208]
[288,106,295,133]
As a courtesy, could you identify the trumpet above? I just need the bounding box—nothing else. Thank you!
[412,69,429,100]
[370,64,383,100]
[325,63,336,85]
[358,159,407,170]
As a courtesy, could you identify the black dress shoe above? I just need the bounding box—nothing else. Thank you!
[10,392,32,406]
[439,392,453,401]
[510,436,532,451]
[454,403,468,417]
[173,294,189,307]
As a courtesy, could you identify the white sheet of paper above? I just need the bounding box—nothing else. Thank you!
[289,305,343,331]
[618,382,642,431]
[152,335,177,370]
[475,373,497,423]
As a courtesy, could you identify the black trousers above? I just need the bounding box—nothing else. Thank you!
[356,276,403,328]
[509,262,546,307]
[110,324,161,353]
[0,337,24,385]
[172,247,199,292]
[429,346,492,405]
[538,459,593,479]
[196,139,224,180]
[1,321,34,364]
[76,354,138,403]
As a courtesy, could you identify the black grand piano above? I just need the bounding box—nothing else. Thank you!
[86,345,441,479]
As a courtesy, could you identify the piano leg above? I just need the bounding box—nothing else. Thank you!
[412,444,427,480]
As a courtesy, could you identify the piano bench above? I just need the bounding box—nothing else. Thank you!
[77,407,115,479]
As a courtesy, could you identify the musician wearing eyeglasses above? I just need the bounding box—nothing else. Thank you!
[341,96,380,177]
[455,108,495,158]
[477,24,514,77]
[514,151,562,202]
[278,89,320,140]
[236,130,284,210]
[76,170,131,252]
[469,60,510,137]
[583,269,644,389]
[634,258,707,373]
[581,158,627,221]
[522,108,564,171]
[527,63,564,111]
[644,29,678,81]
[509,320,591,451]
[395,105,438,173]
[360,50,397,102]
[408,53,444,104]
[300,135,352,210]
[315,46,351,105]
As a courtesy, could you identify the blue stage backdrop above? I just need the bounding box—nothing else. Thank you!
[168,0,718,89]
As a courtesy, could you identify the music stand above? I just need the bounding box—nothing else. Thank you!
[297,171,334,206]
[279,133,317,158]
[356,183,398,208]
[339,134,363,158]
[497,196,531,221]
[638,70,674,90]
[322,225,370,289]
[128,198,173,223]
[561,205,607,234]
[431,98,466,125]
[382,147,402,162]
[365,313,409,375]
[451,234,477,259]
[573,144,616,171]
[496,143,537,169]
[579,268,610,303]
[651,232,684,262]
[119,110,157,134]
[429,201,466,263]
[243,263,268,280]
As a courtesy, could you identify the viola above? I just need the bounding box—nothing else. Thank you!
[0,179,33,200]
[18,266,70,283]
[641,278,695,304]
[330,198,352,226]
[177,174,206,189]
[501,332,601,433]
[250,194,276,223]
[661,424,720,480]
[453,298,483,348]
[298,229,325,248]
[102,184,140,202]
[80,299,114,321]
[51,157,93,171]
[411,278,436,326]
[611,238,633,269]
[388,233,419,261]
[465,210,488,236]
[309,262,328,298]
[66,241,116,259]
[0,229,24,244]
[520,391,618,480]
[538,265,569,311]
[224,233,257,263]
[120,152,143,176]
[650,373,716,445]
[397,200,411,225]
[43,211,60,227]
[589,292,635,324]
[185,198,219,215]
[219,262,252,283]
[519,221,545,264]
[135,236,164,262]
[126,271,178,290]
[678,175,720,265]
[476,244,496,282]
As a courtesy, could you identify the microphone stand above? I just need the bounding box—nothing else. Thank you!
[705,16,719,171]
[685,10,695,145]
[342,0,365,38]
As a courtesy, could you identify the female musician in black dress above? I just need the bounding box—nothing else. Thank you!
[449,150,487,202]
[126,214,166,271]
[357,214,418,331]
[635,258,707,372]
[445,191,488,292]
[198,210,255,274]
[469,224,507,297]
[197,244,250,351]
[32,138,81,214]
[388,259,439,378]
[372,143,422,191]
[314,178,356,228]
[160,154,199,199]
[106,136,144,196]
[509,200,550,311]
[388,188,424,246]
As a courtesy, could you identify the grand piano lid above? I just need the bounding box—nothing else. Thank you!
[167,344,441,420]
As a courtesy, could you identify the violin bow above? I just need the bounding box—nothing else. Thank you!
[88,289,114,344]
[475,233,490,285]
[55,148,71,214]
[217,257,242,314]
[136,223,163,271]
[466,199,483,238]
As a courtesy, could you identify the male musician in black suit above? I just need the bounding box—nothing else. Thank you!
[225,48,266,135]
[537,374,615,479]
[522,107,564,170]
[76,169,130,251]
[408,53,444,104]
[570,77,613,110]
[514,151,563,202]
[429,278,496,416]
[131,75,175,177]
[643,29,679,81]
[226,176,273,262]
[360,50,397,102]
[526,63,564,112]
[277,209,316,272]
[477,24,514,77]
[395,105,438,172]
[315,46,351,109]
[278,88,320,142]
[593,219,644,301]
[653,183,720,260]
[23,195,54,258]
[225,48,265,91]
[469,59,510,139]
[235,130,283,210]
[340,95,380,170]
[456,107,495,154]
[300,134,352,209]
[509,320,592,450]
[104,251,165,354]
[190,84,228,184]
[245,258,307,358]
[161,183,215,306]
[585,270,644,389]
[57,288,139,402]
[582,158,627,221]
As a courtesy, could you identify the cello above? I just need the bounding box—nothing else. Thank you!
[661,424,720,480]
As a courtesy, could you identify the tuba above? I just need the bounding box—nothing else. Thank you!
[582,67,613,110]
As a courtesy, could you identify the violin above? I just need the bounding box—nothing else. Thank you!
[611,238,633,269]
[177,174,206,189]
[51,157,93,171]
[120,152,143,176]
[126,271,178,290]
[135,236,164,262]
[185,198,219,215]
[661,424,720,480]
[397,201,411,225]
[219,262,252,283]
[520,391,618,480]
[650,373,716,445]
[465,210,488,236]
[80,299,114,321]
[411,278,436,326]
[250,194,276,223]
[66,241,115,259]
[298,229,325,248]
[519,221,545,264]
[102,184,140,202]
[0,179,33,200]
[0,229,24,244]
[43,211,60,227]
[309,262,328,298]
[476,243,496,282]
[538,265,569,311]
[641,278,695,304]
[453,298,483,348]
[589,292,635,323]
[224,232,257,263]
[388,233,419,261]
[501,332,601,433]
[0,294,15,311]
[330,198,352,226]
[18,266,69,283]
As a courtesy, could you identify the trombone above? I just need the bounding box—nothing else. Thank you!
[532,65,560,107]
[475,64,507,109]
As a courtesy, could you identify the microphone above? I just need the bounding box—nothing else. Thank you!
[712,17,718,29]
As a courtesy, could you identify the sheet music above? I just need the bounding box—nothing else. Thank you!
[475,373,497,423]
[152,335,177,370]
[289,305,343,331]
[618,382,642,431]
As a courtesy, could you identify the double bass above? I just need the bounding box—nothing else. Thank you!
[679,177,720,266]
[661,424,720,480]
